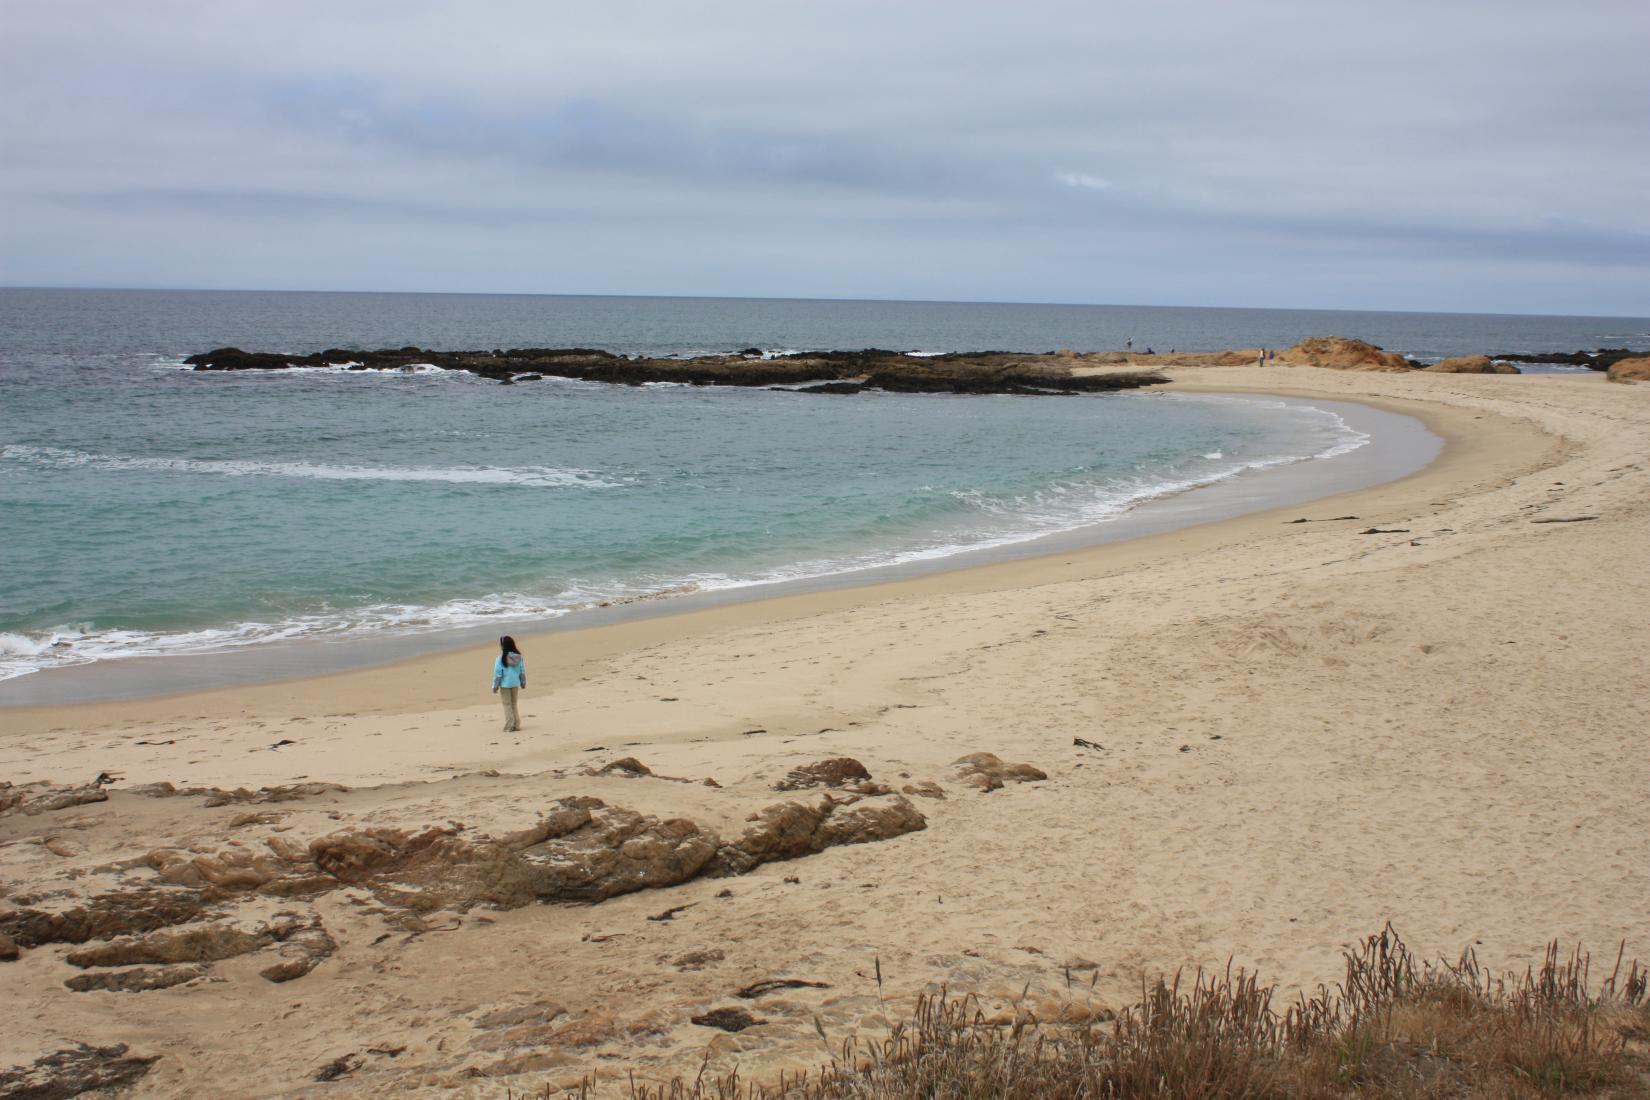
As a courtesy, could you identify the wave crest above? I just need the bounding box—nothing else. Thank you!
[0,445,627,488]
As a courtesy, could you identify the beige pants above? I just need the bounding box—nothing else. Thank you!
[498,687,520,732]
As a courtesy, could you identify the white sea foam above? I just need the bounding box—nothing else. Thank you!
[0,445,627,488]
[0,595,573,682]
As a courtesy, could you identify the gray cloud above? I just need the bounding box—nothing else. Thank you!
[1,0,1645,314]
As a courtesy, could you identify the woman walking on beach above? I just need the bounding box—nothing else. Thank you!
[492,635,527,732]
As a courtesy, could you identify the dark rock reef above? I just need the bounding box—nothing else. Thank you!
[1487,348,1642,371]
[183,346,1169,395]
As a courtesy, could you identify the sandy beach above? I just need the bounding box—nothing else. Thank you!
[3,365,1647,1097]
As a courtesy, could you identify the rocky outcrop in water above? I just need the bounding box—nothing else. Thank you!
[1488,348,1642,371]
[182,346,1169,395]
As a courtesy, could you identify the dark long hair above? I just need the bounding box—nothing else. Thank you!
[499,635,521,661]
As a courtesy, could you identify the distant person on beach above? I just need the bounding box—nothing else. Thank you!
[1126,338,1133,352]
[492,635,527,732]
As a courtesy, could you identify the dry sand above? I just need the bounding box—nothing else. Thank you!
[2,366,1647,1097]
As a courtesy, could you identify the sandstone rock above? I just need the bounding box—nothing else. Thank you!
[0,932,18,961]
[774,757,872,791]
[550,1014,617,1048]
[0,887,209,948]
[902,780,946,799]
[1425,355,1519,374]
[952,753,1048,792]
[674,948,725,970]
[259,921,336,982]
[1606,356,1650,382]
[517,806,720,903]
[0,1043,159,1095]
[258,957,318,983]
[467,1023,566,1052]
[596,757,652,777]
[1276,338,1415,372]
[3,784,110,816]
[65,964,207,993]
[307,799,719,910]
[65,915,306,968]
[202,781,348,808]
[474,1003,566,1030]
[265,835,311,863]
[144,845,286,892]
[708,794,927,875]
[42,837,82,858]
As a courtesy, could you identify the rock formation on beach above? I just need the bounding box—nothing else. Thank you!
[1425,355,1520,374]
[1606,357,1650,382]
[1273,337,1417,372]
[1488,347,1641,371]
[183,346,1169,395]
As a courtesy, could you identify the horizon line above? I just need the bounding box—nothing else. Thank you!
[1,284,1646,323]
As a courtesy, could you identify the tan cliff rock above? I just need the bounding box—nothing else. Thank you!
[1426,354,1520,374]
[1606,357,1650,382]
[1274,337,1415,372]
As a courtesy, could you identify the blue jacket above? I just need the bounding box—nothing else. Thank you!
[493,652,526,690]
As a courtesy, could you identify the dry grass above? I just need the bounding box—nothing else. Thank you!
[515,927,1650,1100]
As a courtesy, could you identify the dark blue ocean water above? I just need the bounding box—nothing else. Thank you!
[1,288,1643,681]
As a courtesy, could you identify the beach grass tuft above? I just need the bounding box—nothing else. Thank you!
[514,925,1650,1099]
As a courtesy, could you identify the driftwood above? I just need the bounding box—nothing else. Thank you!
[736,978,831,999]
[646,904,694,922]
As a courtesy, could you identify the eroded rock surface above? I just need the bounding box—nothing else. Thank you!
[0,782,109,817]
[0,1042,159,1097]
[1426,355,1520,374]
[709,794,927,875]
[1276,337,1417,372]
[773,758,872,791]
[951,753,1049,792]
[64,964,207,993]
[65,914,314,968]
[0,887,209,949]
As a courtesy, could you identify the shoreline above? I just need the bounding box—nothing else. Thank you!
[0,374,1525,744]
[0,391,1434,708]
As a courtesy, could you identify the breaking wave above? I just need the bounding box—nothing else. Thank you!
[0,445,627,488]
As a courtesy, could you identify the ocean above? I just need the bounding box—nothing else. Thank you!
[1,287,1644,686]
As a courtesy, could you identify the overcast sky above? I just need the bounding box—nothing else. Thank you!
[2,1,1645,315]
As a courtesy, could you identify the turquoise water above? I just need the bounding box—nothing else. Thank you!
[2,289,1643,681]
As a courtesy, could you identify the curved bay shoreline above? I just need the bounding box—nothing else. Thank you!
[1,366,1646,1098]
[0,391,1429,705]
